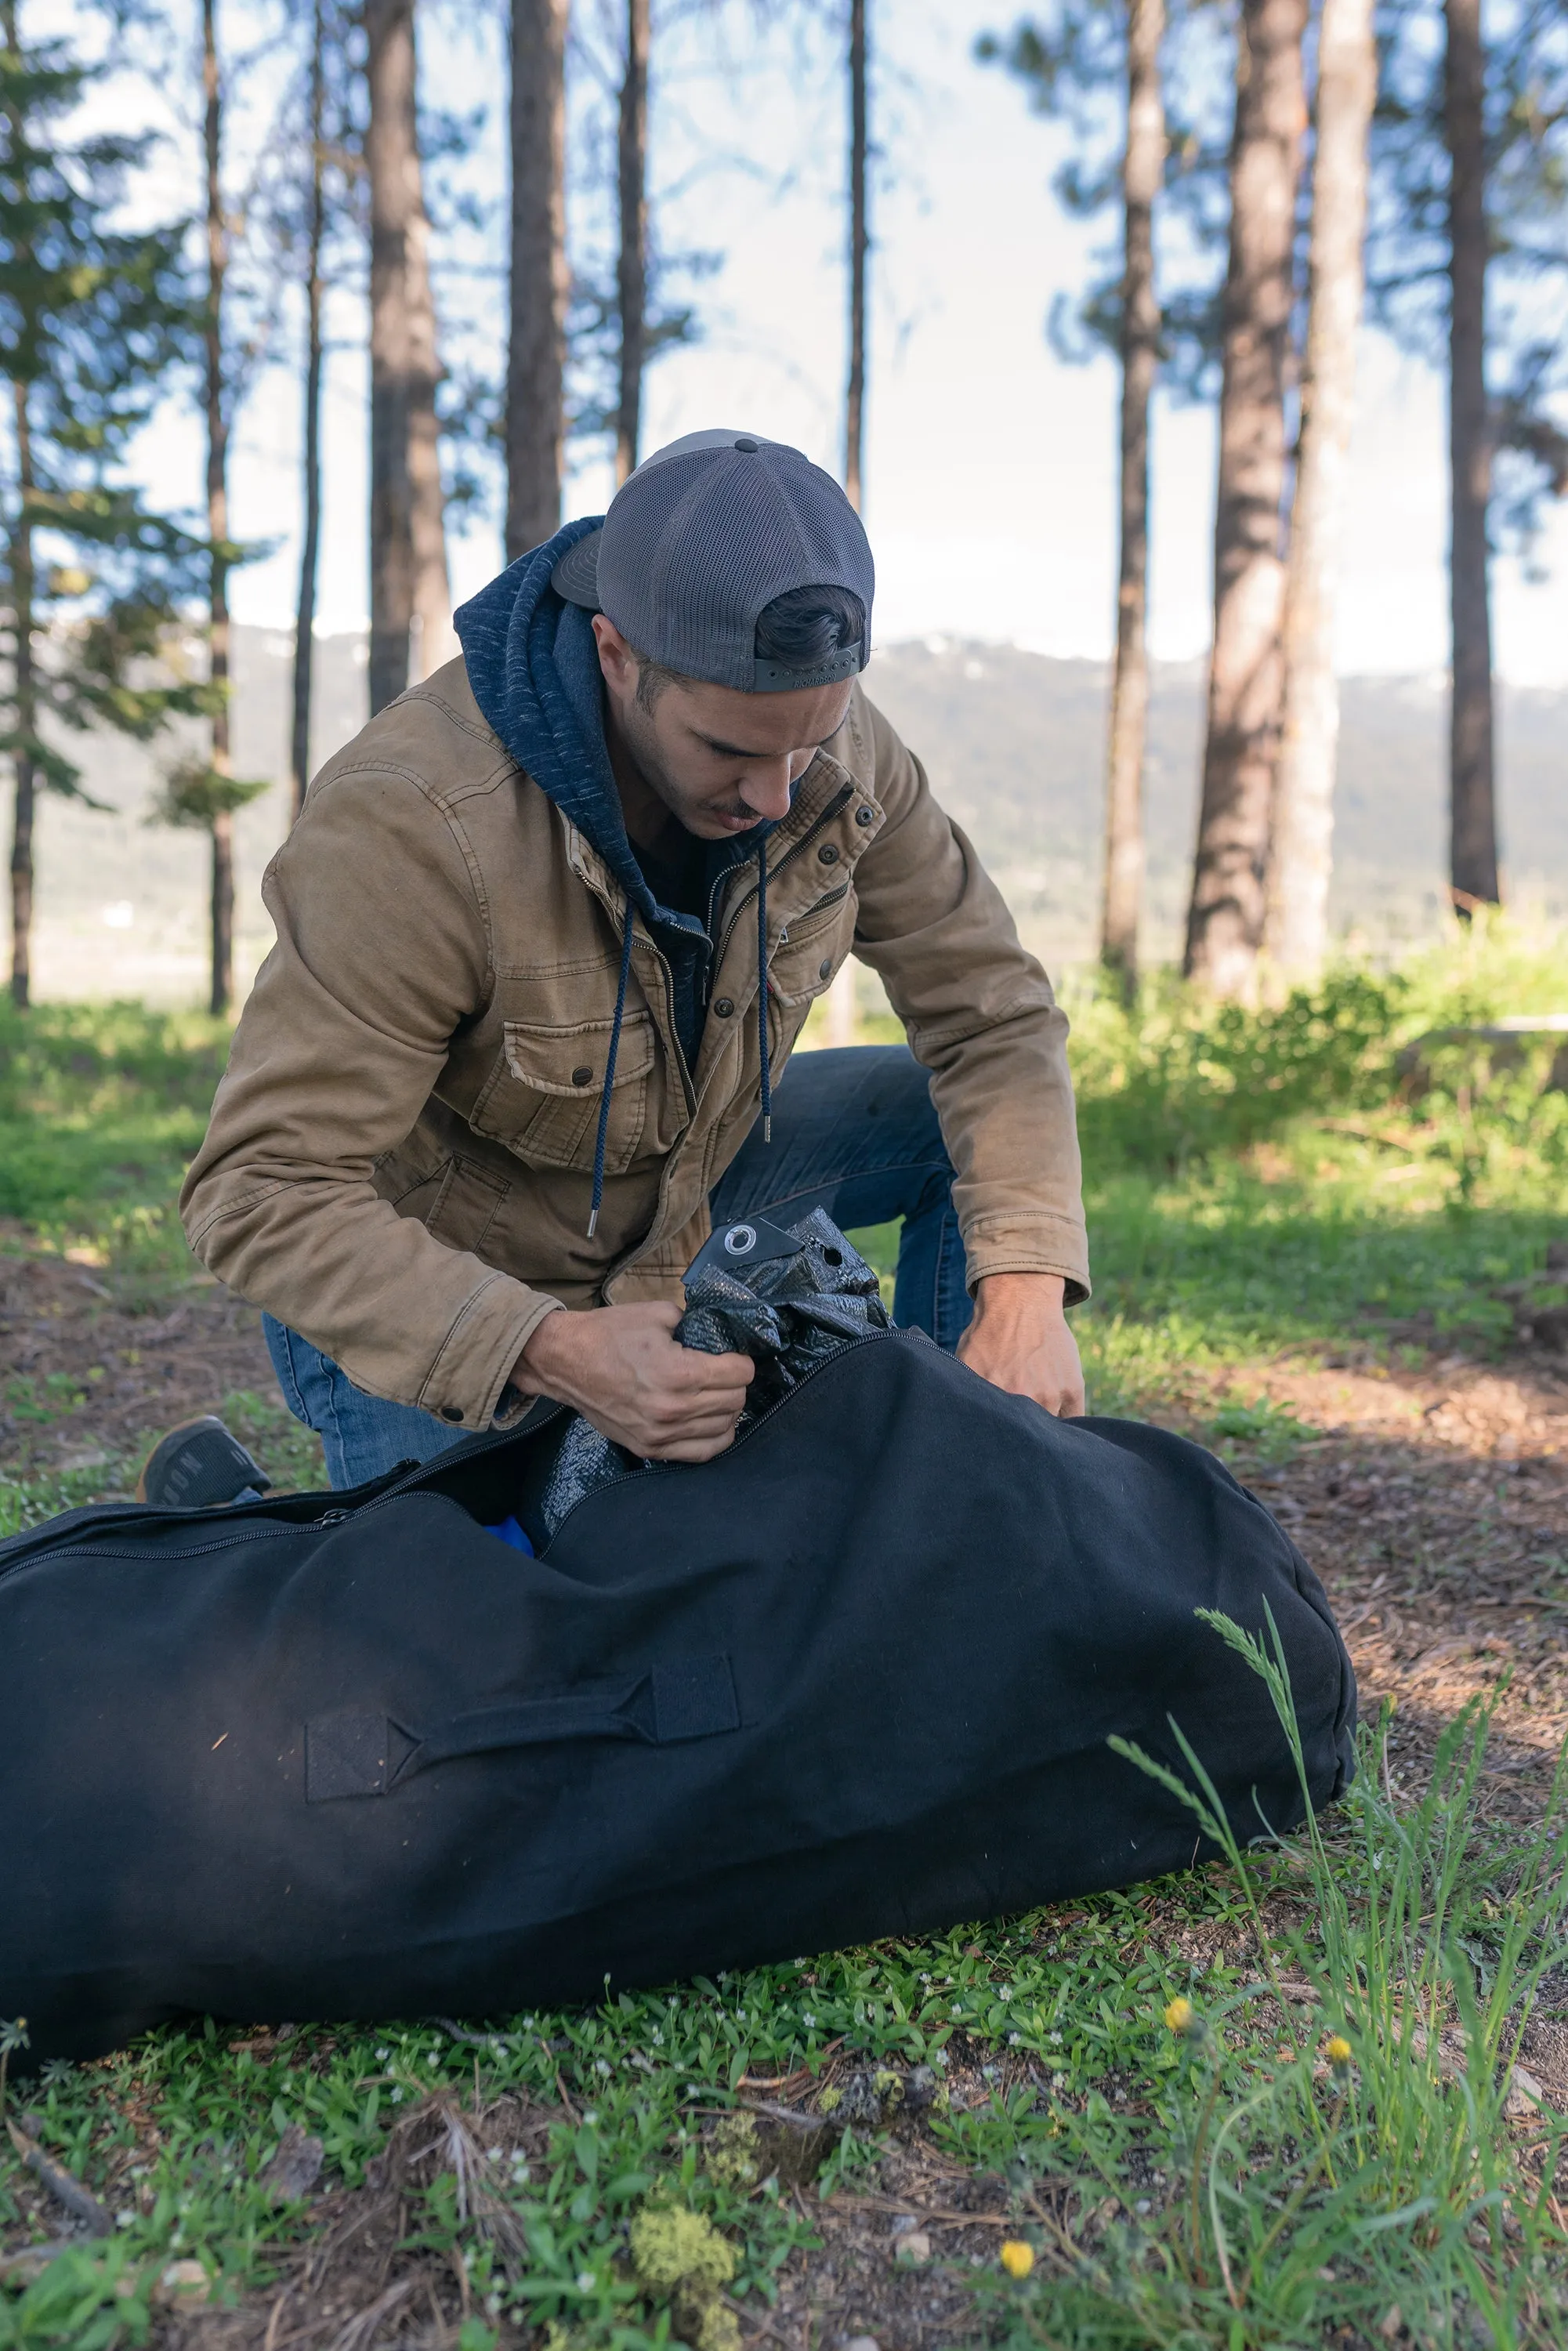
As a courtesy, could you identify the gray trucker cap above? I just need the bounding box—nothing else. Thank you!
[550,429,875,694]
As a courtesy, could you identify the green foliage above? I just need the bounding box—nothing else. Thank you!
[1064,919,1568,1183]
[0,998,226,1234]
[152,755,270,830]
[0,15,213,799]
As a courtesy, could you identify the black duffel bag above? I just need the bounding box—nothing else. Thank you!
[0,1284,1355,2063]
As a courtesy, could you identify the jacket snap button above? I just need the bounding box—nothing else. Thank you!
[819,958,833,980]
[714,997,735,1017]
[571,1064,593,1086]
[817,843,839,864]
[856,805,874,825]
[440,1404,464,1422]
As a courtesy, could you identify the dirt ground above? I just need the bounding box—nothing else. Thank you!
[5,1237,1566,2350]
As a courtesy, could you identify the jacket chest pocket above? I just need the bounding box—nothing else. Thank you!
[767,882,854,1010]
[471,1010,662,1174]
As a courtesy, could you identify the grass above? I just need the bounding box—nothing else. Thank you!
[3,918,1568,2346]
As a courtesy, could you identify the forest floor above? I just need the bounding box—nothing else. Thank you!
[3,965,1568,2351]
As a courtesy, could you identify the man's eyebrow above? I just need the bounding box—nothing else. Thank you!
[693,730,842,759]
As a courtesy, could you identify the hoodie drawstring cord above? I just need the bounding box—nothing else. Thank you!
[756,843,772,1143]
[587,910,636,1238]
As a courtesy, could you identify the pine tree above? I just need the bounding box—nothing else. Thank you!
[1264,0,1377,980]
[507,0,568,555]
[365,0,451,714]
[1183,0,1309,998]
[0,2,210,1007]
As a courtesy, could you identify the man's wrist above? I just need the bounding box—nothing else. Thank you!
[972,1270,1068,1316]
[509,1304,574,1399]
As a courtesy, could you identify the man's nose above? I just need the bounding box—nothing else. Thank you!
[738,761,795,821]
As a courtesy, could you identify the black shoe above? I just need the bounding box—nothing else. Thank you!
[136,1417,273,1510]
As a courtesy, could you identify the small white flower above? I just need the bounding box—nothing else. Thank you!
[919,1972,932,1984]
[427,2050,440,2067]
[596,2058,611,2076]
[685,2085,701,2099]
[486,2291,502,2317]
[668,1995,679,2009]
[390,2088,404,2103]
[116,2212,134,2230]
[951,2004,962,2017]
[1008,2032,1020,2046]
[735,2009,746,2021]
[582,2110,599,2126]
[1048,2030,1063,2044]
[652,2027,664,2044]
[802,2012,817,2027]
[375,2046,389,2059]
[485,2146,503,2161]
[576,2270,596,2294]
[1052,2071,1066,2088]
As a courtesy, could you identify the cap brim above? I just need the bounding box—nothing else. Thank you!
[550,531,602,608]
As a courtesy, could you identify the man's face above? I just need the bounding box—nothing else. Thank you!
[593,615,853,842]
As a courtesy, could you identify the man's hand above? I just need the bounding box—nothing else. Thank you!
[957,1271,1085,1418]
[512,1303,754,1462]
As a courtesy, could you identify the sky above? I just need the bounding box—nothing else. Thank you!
[100,0,1568,686]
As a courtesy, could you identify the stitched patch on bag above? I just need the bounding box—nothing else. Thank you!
[650,1655,740,1742]
[306,1712,416,1801]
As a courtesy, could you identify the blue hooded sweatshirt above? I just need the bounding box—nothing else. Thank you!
[453,520,778,1232]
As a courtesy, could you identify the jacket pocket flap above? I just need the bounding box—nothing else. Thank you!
[502,1012,657,1099]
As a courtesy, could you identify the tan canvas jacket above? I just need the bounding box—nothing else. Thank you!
[181,656,1088,1432]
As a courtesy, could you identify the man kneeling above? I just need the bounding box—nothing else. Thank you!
[179,430,1089,1489]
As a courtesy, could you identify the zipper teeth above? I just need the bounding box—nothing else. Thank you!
[10,1523,305,1568]
[715,785,855,963]
[535,1322,901,1553]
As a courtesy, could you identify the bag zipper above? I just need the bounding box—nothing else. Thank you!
[532,1322,904,1554]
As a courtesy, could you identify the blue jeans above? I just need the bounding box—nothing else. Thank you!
[265,1043,970,1490]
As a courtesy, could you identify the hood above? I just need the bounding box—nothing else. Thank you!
[453,521,779,1237]
[454,518,714,947]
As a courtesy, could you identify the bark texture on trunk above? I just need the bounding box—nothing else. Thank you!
[614,0,649,486]
[366,0,451,715]
[845,0,868,512]
[9,380,34,1011]
[1100,0,1165,997]
[507,0,568,556]
[204,0,234,1018]
[1264,0,1375,982]
[290,0,327,824]
[1445,0,1498,910]
[1184,0,1308,997]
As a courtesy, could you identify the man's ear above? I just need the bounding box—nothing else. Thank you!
[592,613,637,694]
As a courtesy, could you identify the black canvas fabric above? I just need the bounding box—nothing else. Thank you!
[0,1330,1356,2063]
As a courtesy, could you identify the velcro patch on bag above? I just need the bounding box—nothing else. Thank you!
[650,1655,740,1741]
[305,1712,418,1801]
[305,1654,741,1802]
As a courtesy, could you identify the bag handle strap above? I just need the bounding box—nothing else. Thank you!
[305,1654,739,1802]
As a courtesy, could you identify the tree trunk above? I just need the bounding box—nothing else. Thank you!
[844,0,868,512]
[1183,0,1308,998]
[1264,0,1375,983]
[291,0,327,824]
[507,0,568,556]
[1445,0,1497,910]
[366,0,451,713]
[614,0,650,486]
[204,0,234,1019]
[8,381,34,1012]
[1099,0,1165,998]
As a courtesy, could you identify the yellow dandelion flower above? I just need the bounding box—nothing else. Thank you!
[999,2241,1035,2280]
[1326,2034,1353,2068]
[1164,1997,1194,2035]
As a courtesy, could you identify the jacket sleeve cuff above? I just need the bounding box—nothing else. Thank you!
[416,1278,568,1432]
[961,1213,1092,1308]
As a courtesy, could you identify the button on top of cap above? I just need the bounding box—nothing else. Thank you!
[733,437,759,452]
